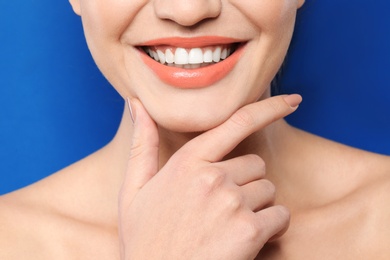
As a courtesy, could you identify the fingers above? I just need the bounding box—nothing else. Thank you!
[120,98,159,203]
[213,154,266,185]
[184,94,302,162]
[254,205,290,244]
[241,179,276,211]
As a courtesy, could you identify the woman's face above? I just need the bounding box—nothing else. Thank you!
[70,0,304,132]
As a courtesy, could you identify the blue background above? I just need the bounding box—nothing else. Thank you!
[1,0,389,195]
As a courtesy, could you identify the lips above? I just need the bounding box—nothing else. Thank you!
[137,37,246,89]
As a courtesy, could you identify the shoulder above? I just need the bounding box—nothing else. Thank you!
[0,191,52,259]
[366,163,390,224]
[315,148,390,257]
[0,178,90,259]
[299,129,390,204]
[353,155,390,256]
[0,189,104,259]
[0,172,73,258]
[0,168,120,259]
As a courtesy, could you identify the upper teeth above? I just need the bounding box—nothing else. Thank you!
[145,46,233,67]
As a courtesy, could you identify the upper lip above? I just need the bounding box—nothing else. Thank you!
[136,36,247,48]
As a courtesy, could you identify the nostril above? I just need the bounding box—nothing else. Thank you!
[154,0,222,27]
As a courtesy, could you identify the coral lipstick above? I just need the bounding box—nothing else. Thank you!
[138,37,245,89]
[140,37,242,48]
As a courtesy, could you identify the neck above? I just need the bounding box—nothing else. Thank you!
[102,103,295,182]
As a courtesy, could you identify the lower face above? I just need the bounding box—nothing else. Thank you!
[78,0,301,133]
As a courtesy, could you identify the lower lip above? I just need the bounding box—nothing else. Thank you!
[139,44,245,89]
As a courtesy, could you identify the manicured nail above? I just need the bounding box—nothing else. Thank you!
[126,97,135,124]
[283,94,302,109]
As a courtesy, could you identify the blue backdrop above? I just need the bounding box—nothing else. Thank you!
[1,0,389,194]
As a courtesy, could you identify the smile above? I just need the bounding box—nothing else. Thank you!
[143,45,236,69]
[137,37,246,89]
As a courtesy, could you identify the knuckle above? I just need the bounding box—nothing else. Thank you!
[239,214,261,243]
[246,224,261,243]
[128,142,144,160]
[129,141,158,161]
[223,189,243,211]
[264,97,289,122]
[197,167,226,194]
[230,107,256,128]
[267,98,284,114]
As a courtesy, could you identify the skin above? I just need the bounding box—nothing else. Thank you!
[1,0,390,259]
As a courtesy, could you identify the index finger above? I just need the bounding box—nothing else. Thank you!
[183,94,302,162]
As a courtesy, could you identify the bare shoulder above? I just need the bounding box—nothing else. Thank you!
[0,171,119,259]
[300,130,390,255]
[356,153,390,257]
[0,191,51,259]
[367,159,390,217]
[0,182,90,259]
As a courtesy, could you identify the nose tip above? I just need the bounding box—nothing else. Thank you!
[154,0,222,27]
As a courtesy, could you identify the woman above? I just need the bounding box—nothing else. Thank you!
[1,0,389,259]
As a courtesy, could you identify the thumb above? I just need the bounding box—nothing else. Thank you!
[120,98,159,203]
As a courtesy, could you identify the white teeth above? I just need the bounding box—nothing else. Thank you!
[203,49,213,63]
[188,48,203,64]
[221,48,227,60]
[146,45,234,67]
[165,49,174,64]
[213,47,221,62]
[152,51,159,61]
[174,48,188,65]
[157,50,165,64]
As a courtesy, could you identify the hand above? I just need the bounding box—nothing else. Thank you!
[118,95,301,260]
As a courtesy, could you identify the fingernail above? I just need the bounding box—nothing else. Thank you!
[283,94,302,109]
[126,97,135,124]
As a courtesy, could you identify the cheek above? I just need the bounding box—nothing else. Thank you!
[78,0,149,97]
[80,0,148,40]
[230,0,298,34]
[225,1,299,105]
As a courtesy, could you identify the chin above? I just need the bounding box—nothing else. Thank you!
[139,85,265,134]
[152,108,230,134]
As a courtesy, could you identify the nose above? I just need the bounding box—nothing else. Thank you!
[154,0,222,27]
